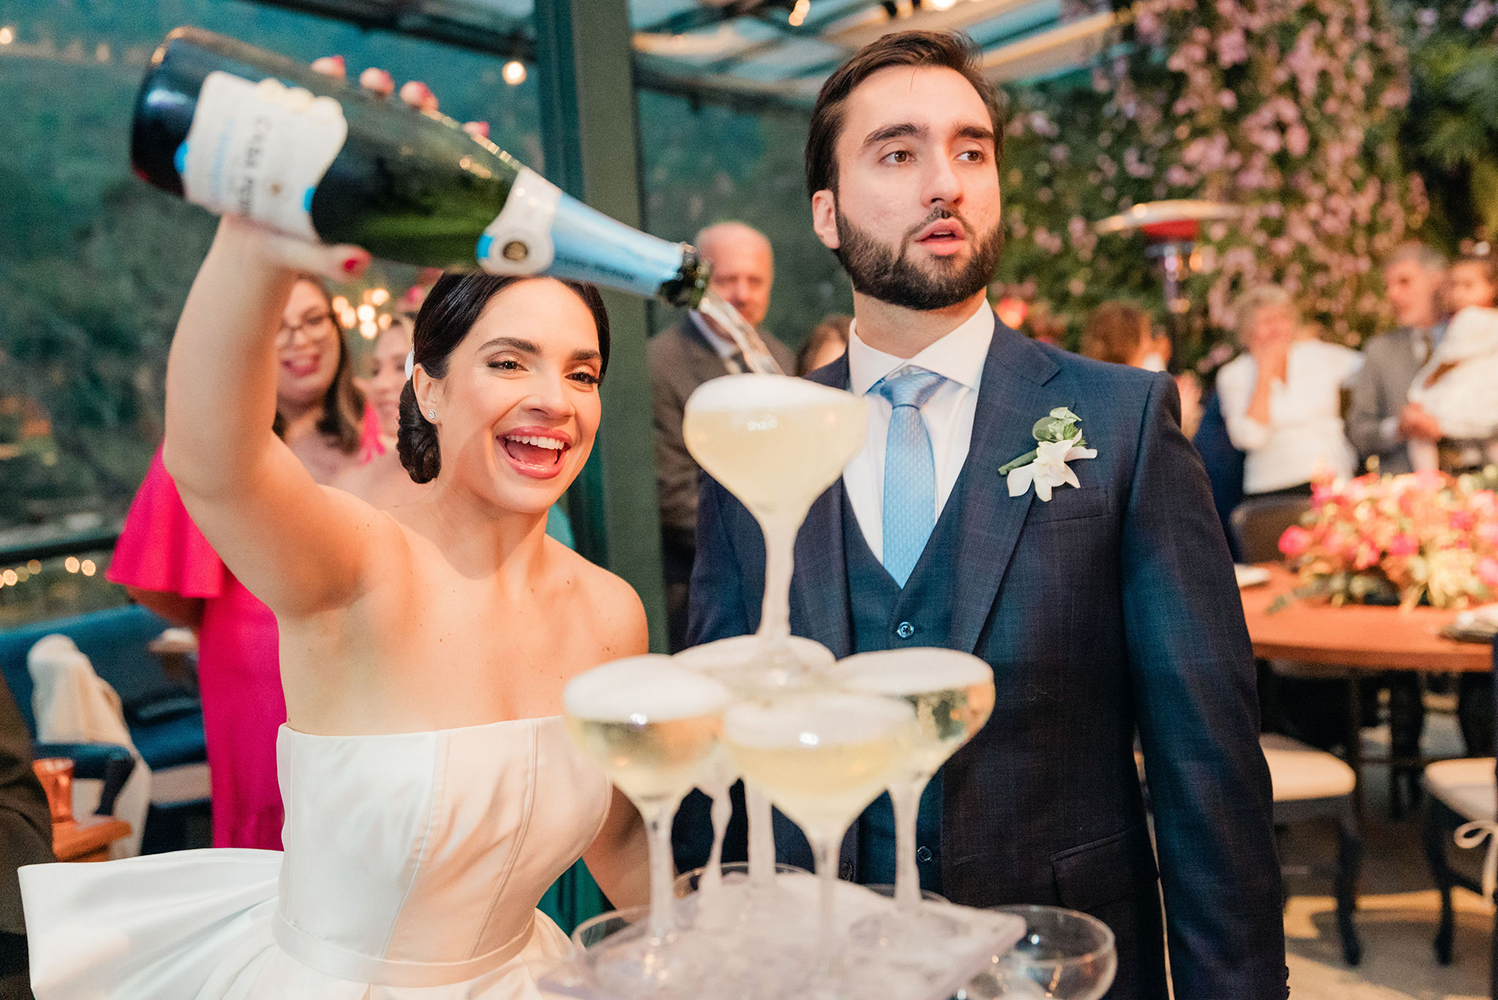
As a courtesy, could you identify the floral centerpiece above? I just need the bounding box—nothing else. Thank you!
[1276,469,1498,610]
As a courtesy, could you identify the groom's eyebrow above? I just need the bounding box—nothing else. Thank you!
[863,122,924,148]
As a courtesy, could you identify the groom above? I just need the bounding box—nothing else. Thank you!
[677,30,1286,1000]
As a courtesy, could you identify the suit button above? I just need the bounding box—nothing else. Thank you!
[839,861,855,880]
[896,621,915,639]
[916,846,933,863]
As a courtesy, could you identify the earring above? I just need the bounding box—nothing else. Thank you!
[428,409,437,420]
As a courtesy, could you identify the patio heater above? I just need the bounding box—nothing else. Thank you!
[1094,199,1240,358]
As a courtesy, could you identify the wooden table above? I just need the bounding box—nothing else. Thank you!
[1240,563,1493,815]
[1240,563,1491,673]
[53,817,131,862]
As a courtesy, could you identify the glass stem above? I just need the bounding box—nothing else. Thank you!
[702,777,730,902]
[746,785,776,891]
[891,776,927,914]
[757,519,796,654]
[644,803,677,941]
[814,832,842,957]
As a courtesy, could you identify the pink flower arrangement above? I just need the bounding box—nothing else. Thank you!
[1279,470,1498,609]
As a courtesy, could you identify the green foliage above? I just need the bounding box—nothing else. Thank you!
[1396,1,1498,248]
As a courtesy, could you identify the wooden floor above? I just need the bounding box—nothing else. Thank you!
[1284,709,1493,1000]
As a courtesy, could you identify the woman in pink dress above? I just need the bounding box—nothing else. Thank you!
[108,276,371,850]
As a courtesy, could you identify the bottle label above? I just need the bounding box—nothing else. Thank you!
[178,71,347,242]
[476,167,685,300]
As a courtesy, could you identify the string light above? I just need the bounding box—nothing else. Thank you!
[357,304,375,322]
[80,559,97,577]
[788,0,810,26]
[359,320,379,339]
[928,0,959,9]
[332,296,350,314]
[378,313,393,330]
[64,557,80,574]
[2,570,17,586]
[502,60,527,86]
[26,560,40,573]
[0,27,14,46]
[370,288,390,306]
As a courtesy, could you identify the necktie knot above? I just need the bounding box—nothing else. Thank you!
[877,367,945,410]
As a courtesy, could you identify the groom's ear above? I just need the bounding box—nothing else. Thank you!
[811,190,841,251]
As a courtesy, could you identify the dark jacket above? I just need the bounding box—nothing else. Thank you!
[685,323,1287,999]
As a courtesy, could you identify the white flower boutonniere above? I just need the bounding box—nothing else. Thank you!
[998,407,1098,502]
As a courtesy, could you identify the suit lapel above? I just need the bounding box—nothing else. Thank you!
[789,357,853,658]
[949,324,1060,653]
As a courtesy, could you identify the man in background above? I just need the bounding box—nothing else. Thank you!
[1347,243,1448,475]
[648,221,796,651]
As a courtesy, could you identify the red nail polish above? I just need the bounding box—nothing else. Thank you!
[343,254,367,275]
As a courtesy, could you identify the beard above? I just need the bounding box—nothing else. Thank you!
[833,204,1004,312]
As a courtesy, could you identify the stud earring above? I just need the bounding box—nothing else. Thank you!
[428,409,436,420]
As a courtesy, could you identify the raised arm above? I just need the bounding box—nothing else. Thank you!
[163,217,393,618]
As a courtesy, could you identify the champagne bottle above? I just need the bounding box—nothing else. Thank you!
[130,26,709,308]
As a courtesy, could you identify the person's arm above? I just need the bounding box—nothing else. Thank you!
[579,576,650,908]
[124,587,204,630]
[582,787,649,909]
[1216,359,1272,452]
[164,217,397,620]
[1122,374,1287,998]
[1345,339,1400,459]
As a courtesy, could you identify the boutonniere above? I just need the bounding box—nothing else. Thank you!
[998,407,1098,502]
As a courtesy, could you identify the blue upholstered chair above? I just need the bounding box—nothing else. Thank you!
[0,605,208,851]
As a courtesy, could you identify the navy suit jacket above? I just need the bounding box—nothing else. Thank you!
[687,323,1286,999]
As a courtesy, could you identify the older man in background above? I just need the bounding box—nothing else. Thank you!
[649,222,796,652]
[1346,243,1448,476]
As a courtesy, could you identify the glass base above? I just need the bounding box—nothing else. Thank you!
[847,885,964,954]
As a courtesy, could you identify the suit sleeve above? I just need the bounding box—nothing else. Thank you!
[686,477,752,647]
[1345,338,1398,460]
[1122,373,1288,999]
[648,336,702,537]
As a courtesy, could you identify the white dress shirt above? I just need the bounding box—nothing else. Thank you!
[843,303,995,565]
[1216,339,1364,494]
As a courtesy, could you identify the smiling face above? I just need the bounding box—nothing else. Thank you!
[276,279,342,411]
[367,320,413,437]
[810,65,1002,312]
[415,279,603,515]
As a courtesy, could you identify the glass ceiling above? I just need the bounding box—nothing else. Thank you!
[258,0,1122,111]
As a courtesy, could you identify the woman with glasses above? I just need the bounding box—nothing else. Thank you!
[105,275,375,851]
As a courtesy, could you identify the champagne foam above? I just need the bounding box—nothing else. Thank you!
[683,373,856,415]
[564,655,731,722]
[724,693,912,749]
[673,635,835,673]
[835,649,992,696]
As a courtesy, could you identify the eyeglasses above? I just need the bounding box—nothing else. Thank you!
[277,311,335,345]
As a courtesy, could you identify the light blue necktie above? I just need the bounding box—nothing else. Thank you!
[878,367,946,587]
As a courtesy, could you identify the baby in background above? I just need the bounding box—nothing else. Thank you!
[1407,253,1498,472]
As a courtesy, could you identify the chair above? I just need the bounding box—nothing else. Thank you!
[1229,494,1312,565]
[1423,637,1498,996]
[1260,733,1364,965]
[0,605,209,851]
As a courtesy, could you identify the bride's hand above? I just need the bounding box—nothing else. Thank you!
[216,55,490,280]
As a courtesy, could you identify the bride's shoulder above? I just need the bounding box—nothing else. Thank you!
[549,542,649,658]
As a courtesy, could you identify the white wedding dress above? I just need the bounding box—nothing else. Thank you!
[21,716,611,1000]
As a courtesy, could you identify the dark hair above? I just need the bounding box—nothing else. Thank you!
[397,274,611,484]
[797,314,852,374]
[805,30,1005,200]
[272,276,366,454]
[1080,301,1149,366]
[1453,252,1498,289]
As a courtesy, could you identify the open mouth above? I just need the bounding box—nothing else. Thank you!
[500,429,571,478]
[282,356,322,378]
[913,219,967,255]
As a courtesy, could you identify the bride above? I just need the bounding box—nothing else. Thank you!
[20,82,650,1000]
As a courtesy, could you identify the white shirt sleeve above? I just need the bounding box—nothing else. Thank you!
[1216,355,1272,452]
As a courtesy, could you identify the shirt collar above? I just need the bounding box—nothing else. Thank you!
[847,301,995,397]
[687,311,741,360]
